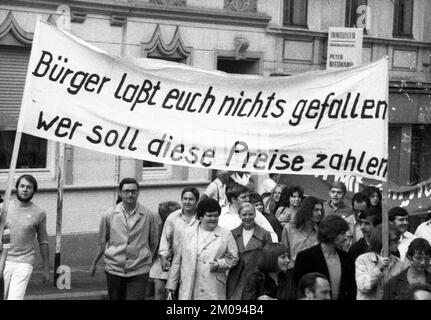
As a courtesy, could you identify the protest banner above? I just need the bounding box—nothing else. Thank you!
[17,19,388,181]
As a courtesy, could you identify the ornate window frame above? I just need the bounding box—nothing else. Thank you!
[140,24,192,180]
[0,11,56,181]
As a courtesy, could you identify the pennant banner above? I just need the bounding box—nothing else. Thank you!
[18,19,389,180]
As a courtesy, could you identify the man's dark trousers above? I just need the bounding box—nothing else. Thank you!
[105,272,149,300]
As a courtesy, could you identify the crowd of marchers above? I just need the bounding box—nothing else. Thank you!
[1,171,431,300]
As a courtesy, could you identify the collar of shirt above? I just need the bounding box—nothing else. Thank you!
[298,224,318,234]
[121,204,138,218]
[401,231,415,241]
[180,210,197,223]
[328,201,346,211]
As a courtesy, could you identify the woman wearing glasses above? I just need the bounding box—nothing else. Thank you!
[383,238,431,300]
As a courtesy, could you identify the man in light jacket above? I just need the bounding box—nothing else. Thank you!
[90,177,160,300]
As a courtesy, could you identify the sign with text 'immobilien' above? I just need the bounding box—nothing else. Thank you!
[18,19,388,180]
[327,27,363,70]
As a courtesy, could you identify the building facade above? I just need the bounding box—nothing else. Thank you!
[0,0,430,267]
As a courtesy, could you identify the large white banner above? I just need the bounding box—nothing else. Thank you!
[18,19,389,180]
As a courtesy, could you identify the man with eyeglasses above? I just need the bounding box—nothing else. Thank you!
[348,207,382,262]
[342,192,370,252]
[90,177,160,300]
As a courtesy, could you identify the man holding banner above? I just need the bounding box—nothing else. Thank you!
[2,174,49,300]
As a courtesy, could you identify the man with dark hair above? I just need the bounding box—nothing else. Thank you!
[90,177,160,300]
[219,183,278,242]
[293,215,356,300]
[343,192,371,251]
[348,207,382,262]
[323,181,353,218]
[352,192,371,210]
[389,206,416,261]
[297,272,331,300]
[158,187,200,275]
[2,174,49,300]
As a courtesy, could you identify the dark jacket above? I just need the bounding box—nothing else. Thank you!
[262,212,283,242]
[383,269,431,300]
[227,224,272,299]
[348,237,369,262]
[242,271,291,300]
[293,243,357,300]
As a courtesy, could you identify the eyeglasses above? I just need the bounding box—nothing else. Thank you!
[122,189,138,195]
[412,255,431,262]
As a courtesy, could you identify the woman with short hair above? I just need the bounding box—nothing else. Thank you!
[149,201,181,300]
[165,198,239,300]
[227,203,272,300]
[242,243,291,300]
[383,238,431,300]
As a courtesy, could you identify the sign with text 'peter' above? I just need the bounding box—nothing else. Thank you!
[18,19,388,180]
[327,27,363,70]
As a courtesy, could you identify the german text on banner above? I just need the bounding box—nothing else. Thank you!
[18,19,389,180]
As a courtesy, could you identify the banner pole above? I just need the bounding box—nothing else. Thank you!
[382,181,389,258]
[53,142,65,286]
[52,5,70,287]
[0,131,22,243]
[381,55,390,258]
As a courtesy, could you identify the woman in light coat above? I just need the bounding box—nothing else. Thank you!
[165,198,239,300]
[227,202,272,300]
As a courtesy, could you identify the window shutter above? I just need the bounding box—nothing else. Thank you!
[0,46,30,129]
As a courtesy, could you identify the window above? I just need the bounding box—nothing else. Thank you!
[0,46,52,176]
[410,125,431,184]
[345,0,369,29]
[140,25,192,179]
[217,58,260,75]
[0,131,47,169]
[283,0,308,27]
[141,55,185,177]
[393,0,414,37]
